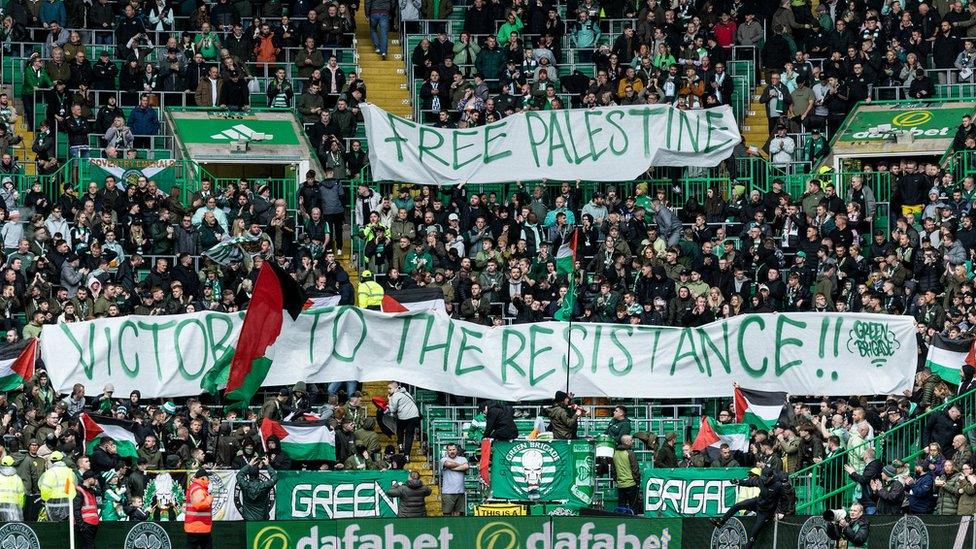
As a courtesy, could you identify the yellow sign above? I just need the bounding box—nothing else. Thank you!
[892,111,932,127]
[474,503,528,516]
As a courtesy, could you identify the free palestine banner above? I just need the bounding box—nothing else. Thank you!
[41,308,915,400]
[361,103,741,185]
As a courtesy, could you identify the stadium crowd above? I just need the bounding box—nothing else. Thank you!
[0,0,974,543]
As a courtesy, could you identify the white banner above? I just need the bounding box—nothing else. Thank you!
[361,103,741,185]
[42,309,916,400]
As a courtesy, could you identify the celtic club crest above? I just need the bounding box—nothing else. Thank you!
[710,517,748,549]
[504,441,561,499]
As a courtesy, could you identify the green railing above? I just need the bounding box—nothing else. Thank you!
[792,385,976,515]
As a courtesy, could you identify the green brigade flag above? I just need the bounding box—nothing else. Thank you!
[490,439,593,504]
[643,467,749,517]
[362,103,741,185]
[734,385,789,430]
[926,333,971,384]
[80,413,139,458]
[691,417,750,454]
[224,261,306,409]
[554,227,577,322]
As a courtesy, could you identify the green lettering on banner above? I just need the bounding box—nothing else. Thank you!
[452,129,480,170]
[331,307,366,362]
[737,315,768,377]
[419,314,454,371]
[775,315,806,376]
[608,326,634,375]
[528,325,555,385]
[383,112,413,161]
[499,327,527,383]
[175,318,208,379]
[644,467,748,517]
[274,470,407,520]
[41,309,917,400]
[136,319,177,380]
[418,126,449,167]
[59,323,95,379]
[483,122,511,164]
[363,104,742,185]
[561,324,586,374]
[525,111,548,167]
[628,107,656,156]
[454,326,485,375]
[605,109,629,155]
[582,109,606,162]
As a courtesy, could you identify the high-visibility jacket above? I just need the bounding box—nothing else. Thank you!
[0,471,25,507]
[77,486,99,525]
[356,280,384,308]
[39,463,75,501]
[184,478,213,534]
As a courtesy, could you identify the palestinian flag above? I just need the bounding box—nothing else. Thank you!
[224,261,306,409]
[554,227,577,275]
[381,287,446,313]
[928,333,972,384]
[80,413,139,458]
[553,227,577,322]
[734,385,790,430]
[691,417,750,455]
[304,295,341,310]
[260,418,336,461]
[0,339,37,391]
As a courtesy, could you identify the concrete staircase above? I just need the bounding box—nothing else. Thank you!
[360,379,442,516]
[741,85,770,152]
[355,9,412,117]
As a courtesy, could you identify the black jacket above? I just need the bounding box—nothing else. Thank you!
[483,402,518,441]
[385,478,431,517]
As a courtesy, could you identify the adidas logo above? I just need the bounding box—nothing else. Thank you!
[210,124,272,141]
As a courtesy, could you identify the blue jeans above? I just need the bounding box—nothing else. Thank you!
[328,380,357,397]
[369,13,389,55]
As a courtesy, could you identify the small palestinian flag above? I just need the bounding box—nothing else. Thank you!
[691,416,750,454]
[734,385,790,430]
[224,261,306,409]
[80,413,139,458]
[553,227,577,322]
[381,287,446,313]
[927,332,974,384]
[0,339,37,392]
[304,295,341,310]
[260,418,336,461]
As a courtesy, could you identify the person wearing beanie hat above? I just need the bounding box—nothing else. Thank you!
[875,464,905,514]
[185,467,214,546]
[544,390,578,439]
[357,269,384,309]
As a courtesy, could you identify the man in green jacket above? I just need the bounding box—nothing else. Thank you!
[606,405,632,443]
[612,435,640,512]
[21,55,52,131]
[236,458,278,521]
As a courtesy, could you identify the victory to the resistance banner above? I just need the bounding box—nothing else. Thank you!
[274,470,407,519]
[644,467,750,517]
[42,308,916,400]
[361,103,741,184]
[490,439,593,505]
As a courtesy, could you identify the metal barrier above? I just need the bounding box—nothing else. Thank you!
[792,383,976,515]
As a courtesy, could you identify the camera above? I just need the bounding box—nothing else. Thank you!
[823,508,847,522]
